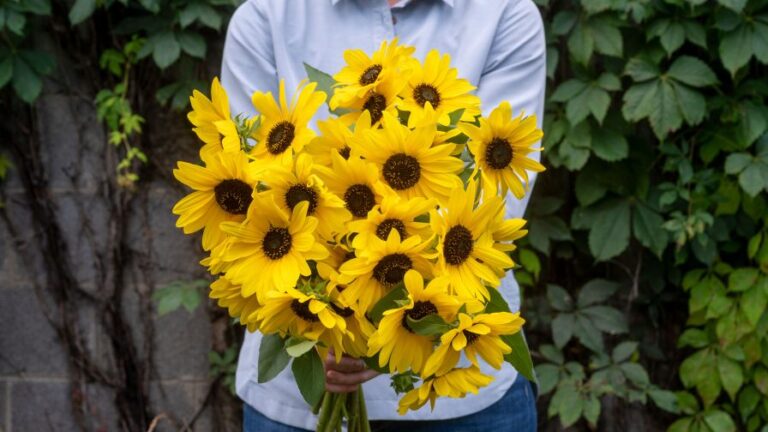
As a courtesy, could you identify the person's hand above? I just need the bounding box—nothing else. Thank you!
[323,351,380,393]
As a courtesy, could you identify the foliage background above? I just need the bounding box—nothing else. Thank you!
[1,0,767,431]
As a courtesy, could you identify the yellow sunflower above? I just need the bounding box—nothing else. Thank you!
[261,154,351,240]
[317,262,374,359]
[367,270,459,374]
[188,77,241,159]
[460,101,545,199]
[250,80,326,166]
[397,50,480,127]
[257,287,349,359]
[330,38,415,109]
[347,194,435,250]
[314,152,391,220]
[431,180,514,299]
[172,151,258,251]
[422,312,525,377]
[353,113,463,205]
[304,111,373,166]
[397,366,494,415]
[209,276,261,332]
[339,230,434,313]
[218,196,329,300]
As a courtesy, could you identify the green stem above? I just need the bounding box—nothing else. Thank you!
[346,388,360,432]
[315,392,334,431]
[358,385,370,432]
[325,393,346,432]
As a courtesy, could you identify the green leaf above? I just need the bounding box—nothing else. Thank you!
[632,203,668,258]
[552,313,575,348]
[547,284,573,311]
[258,334,291,383]
[725,153,751,174]
[703,409,736,432]
[649,389,679,413]
[741,285,768,326]
[153,32,180,69]
[720,24,753,75]
[568,20,594,65]
[583,396,600,426]
[718,0,747,13]
[591,128,628,161]
[369,283,407,324]
[625,57,659,82]
[667,56,719,87]
[717,355,743,400]
[575,313,604,352]
[575,171,607,206]
[739,162,768,197]
[291,349,325,407]
[588,198,631,261]
[592,17,623,57]
[582,305,628,334]
[285,337,318,358]
[550,79,587,102]
[535,364,560,394]
[660,21,686,55]
[11,56,42,103]
[304,62,344,114]
[502,331,536,383]
[650,80,683,138]
[729,268,759,292]
[612,341,638,363]
[621,362,649,385]
[672,81,707,126]
[577,279,619,307]
[553,384,582,427]
[178,32,206,58]
[677,328,710,349]
[0,57,12,89]
[68,0,95,25]
[406,314,452,336]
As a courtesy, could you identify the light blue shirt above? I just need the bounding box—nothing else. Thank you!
[221,0,546,427]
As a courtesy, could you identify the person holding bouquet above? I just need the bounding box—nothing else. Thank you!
[216,0,546,430]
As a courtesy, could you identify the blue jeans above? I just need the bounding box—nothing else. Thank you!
[243,374,537,432]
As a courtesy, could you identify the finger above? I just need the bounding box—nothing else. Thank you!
[324,355,365,373]
[325,383,357,394]
[326,369,380,386]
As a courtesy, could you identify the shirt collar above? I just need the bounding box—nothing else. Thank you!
[331,0,454,8]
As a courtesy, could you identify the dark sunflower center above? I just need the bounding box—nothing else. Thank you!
[261,227,292,260]
[266,121,296,155]
[359,65,383,85]
[285,184,318,214]
[372,253,412,287]
[382,153,420,190]
[344,183,376,218]
[485,137,514,169]
[464,330,480,345]
[376,218,408,241]
[214,179,253,215]
[338,146,351,159]
[331,302,355,318]
[413,84,441,108]
[443,225,473,265]
[402,300,438,333]
[291,299,320,323]
[363,92,387,124]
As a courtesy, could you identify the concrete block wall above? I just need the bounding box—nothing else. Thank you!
[0,47,225,431]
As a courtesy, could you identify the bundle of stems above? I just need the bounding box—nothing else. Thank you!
[315,386,370,432]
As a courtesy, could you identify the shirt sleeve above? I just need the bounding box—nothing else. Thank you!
[221,0,279,118]
[475,0,547,219]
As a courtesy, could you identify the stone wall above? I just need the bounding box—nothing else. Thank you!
[0,41,236,432]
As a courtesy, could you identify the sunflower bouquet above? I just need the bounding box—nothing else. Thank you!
[172,39,544,432]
